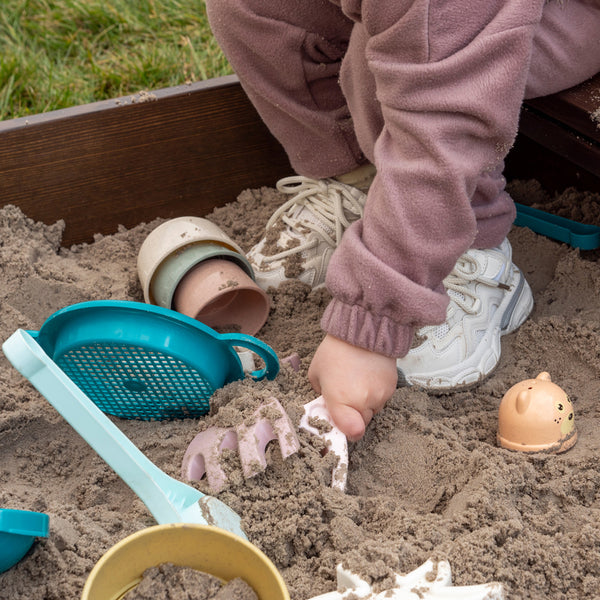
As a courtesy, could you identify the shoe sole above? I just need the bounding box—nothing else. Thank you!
[397,267,534,393]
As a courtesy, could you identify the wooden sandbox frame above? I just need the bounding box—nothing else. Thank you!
[1,73,599,247]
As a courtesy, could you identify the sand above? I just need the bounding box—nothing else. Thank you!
[1,183,600,600]
[123,564,258,600]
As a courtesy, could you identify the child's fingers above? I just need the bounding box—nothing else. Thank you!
[327,402,366,441]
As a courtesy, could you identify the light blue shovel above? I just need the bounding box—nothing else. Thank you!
[2,328,247,539]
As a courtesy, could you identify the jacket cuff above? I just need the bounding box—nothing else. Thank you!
[320,298,415,358]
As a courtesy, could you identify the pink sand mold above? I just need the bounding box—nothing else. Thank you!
[280,352,301,372]
[307,558,505,599]
[299,396,349,492]
[182,397,300,493]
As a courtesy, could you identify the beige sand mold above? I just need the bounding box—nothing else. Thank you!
[497,372,577,453]
[137,216,252,305]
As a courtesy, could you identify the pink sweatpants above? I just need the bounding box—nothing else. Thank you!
[206,0,600,357]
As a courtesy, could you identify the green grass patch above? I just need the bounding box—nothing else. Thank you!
[0,0,231,119]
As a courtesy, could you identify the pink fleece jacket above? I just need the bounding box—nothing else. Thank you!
[206,0,600,357]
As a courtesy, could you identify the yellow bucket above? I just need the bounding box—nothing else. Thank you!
[81,524,290,600]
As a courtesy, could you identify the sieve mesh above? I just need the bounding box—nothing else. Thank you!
[56,343,213,420]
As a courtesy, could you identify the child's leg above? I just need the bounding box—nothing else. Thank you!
[204,0,364,178]
[337,0,600,255]
[526,0,600,99]
[391,0,599,390]
[472,0,600,249]
[323,1,548,388]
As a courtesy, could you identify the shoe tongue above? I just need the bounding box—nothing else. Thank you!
[275,183,366,250]
[267,205,330,253]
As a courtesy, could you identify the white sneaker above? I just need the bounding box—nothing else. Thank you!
[247,176,367,289]
[396,238,533,391]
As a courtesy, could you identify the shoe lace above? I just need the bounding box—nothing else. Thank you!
[443,252,507,315]
[261,176,365,262]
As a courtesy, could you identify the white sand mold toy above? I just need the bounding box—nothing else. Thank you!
[308,558,505,599]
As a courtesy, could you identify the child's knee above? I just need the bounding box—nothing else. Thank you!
[204,0,262,40]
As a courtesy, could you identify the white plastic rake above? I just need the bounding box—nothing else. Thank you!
[300,396,349,492]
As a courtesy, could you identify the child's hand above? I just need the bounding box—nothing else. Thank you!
[308,334,398,441]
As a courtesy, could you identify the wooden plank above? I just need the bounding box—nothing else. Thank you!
[524,73,600,144]
[507,73,600,193]
[505,133,600,195]
[1,73,599,247]
[517,104,600,180]
[0,75,291,246]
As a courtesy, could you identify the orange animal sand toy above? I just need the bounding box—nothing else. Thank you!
[497,372,577,453]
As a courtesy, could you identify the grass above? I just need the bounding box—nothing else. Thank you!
[0,0,231,120]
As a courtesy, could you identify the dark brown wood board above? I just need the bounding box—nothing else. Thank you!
[0,76,291,246]
[1,73,599,246]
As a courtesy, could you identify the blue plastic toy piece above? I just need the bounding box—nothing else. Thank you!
[0,508,49,573]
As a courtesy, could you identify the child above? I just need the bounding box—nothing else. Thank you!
[204,0,600,440]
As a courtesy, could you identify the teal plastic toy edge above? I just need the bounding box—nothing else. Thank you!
[0,509,49,537]
[514,203,600,250]
[0,509,49,573]
[33,300,280,383]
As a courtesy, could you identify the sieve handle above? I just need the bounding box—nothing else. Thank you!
[222,334,280,381]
